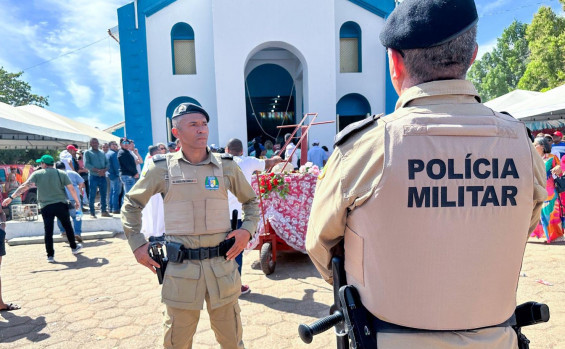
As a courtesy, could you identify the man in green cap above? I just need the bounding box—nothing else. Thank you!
[307,0,546,347]
[2,154,83,262]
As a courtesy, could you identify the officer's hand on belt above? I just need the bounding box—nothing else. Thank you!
[134,242,161,273]
[225,229,252,260]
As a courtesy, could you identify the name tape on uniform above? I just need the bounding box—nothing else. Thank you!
[172,178,197,184]
[407,155,519,208]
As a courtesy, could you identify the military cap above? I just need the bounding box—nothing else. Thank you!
[380,0,478,50]
[172,103,210,122]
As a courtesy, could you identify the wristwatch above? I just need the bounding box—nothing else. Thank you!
[8,195,14,200]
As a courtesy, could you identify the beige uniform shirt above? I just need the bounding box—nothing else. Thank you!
[122,149,259,309]
[306,80,546,347]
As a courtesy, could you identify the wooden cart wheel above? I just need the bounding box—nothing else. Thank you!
[260,242,276,275]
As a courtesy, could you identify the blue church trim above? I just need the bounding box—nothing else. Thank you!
[145,0,177,17]
[337,93,371,116]
[348,0,395,18]
[384,53,398,114]
[118,2,153,159]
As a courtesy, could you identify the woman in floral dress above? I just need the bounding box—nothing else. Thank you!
[531,136,565,243]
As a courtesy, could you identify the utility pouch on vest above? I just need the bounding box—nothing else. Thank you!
[165,242,184,263]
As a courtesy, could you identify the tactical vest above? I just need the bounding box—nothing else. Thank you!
[344,112,534,330]
[162,154,231,236]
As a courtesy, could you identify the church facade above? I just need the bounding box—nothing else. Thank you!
[117,0,397,154]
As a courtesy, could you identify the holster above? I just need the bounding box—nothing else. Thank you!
[148,242,168,285]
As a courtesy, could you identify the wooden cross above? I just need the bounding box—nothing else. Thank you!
[276,113,334,168]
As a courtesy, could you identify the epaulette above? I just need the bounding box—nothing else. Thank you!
[220,154,233,160]
[499,111,534,141]
[152,154,166,162]
[334,114,383,147]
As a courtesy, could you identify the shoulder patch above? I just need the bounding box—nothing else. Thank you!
[334,114,383,147]
[220,154,233,160]
[152,154,166,162]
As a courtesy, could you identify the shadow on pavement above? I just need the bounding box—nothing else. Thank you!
[243,288,329,318]
[30,254,109,273]
[250,252,323,281]
[0,314,49,343]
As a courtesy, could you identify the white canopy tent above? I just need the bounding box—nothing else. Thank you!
[0,102,119,150]
[483,90,541,112]
[485,85,565,131]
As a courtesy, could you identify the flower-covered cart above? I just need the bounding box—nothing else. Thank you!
[248,168,319,274]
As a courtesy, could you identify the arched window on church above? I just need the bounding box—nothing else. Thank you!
[340,21,362,73]
[171,23,196,75]
[336,93,371,132]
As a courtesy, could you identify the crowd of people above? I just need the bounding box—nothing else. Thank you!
[244,134,331,170]
[531,131,565,243]
[55,137,181,220]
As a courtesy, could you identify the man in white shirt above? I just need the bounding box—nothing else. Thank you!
[284,133,299,169]
[60,145,78,171]
[225,138,282,294]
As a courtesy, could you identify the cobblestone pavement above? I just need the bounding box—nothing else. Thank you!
[0,235,563,348]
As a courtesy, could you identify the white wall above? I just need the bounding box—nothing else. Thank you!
[145,0,219,145]
[335,0,387,118]
[143,0,387,150]
[211,0,337,151]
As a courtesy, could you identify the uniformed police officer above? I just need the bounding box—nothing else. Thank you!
[121,103,259,349]
[306,0,547,347]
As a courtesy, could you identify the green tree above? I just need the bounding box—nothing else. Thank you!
[0,149,60,165]
[468,21,529,102]
[0,67,49,107]
[518,6,565,91]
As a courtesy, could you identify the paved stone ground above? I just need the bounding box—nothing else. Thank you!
[0,234,563,348]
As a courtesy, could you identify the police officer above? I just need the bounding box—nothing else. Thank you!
[306,0,547,347]
[121,103,259,349]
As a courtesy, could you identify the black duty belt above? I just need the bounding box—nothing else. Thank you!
[166,237,235,263]
[372,314,517,334]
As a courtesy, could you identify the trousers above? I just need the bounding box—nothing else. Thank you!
[41,202,77,257]
[163,297,243,349]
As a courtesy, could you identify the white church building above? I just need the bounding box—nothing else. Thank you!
[116,0,398,155]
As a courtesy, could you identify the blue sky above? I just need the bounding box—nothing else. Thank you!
[0,0,563,130]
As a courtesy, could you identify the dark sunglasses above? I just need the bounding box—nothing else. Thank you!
[122,141,131,145]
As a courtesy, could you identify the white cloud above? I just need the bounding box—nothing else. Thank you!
[74,115,111,130]
[477,39,497,60]
[67,80,94,108]
[0,0,129,127]
[477,0,510,17]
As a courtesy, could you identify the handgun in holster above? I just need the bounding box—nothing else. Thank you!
[148,239,168,285]
[299,256,551,349]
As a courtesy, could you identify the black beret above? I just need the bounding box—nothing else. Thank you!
[380,0,478,50]
[172,103,210,122]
